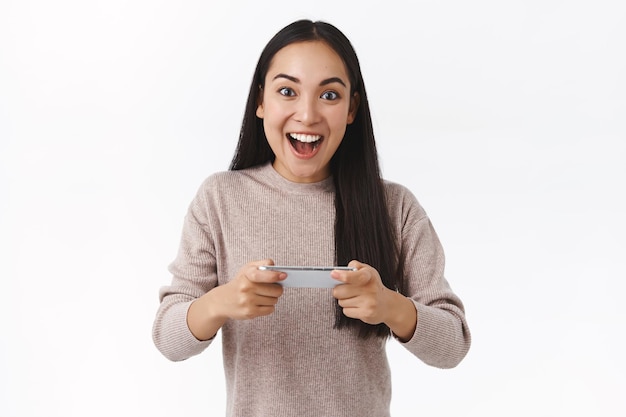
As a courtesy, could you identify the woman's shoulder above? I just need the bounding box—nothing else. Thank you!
[198,164,269,191]
[382,179,419,205]
[382,179,428,223]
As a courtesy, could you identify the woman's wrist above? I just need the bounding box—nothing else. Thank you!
[187,288,228,341]
[383,290,417,342]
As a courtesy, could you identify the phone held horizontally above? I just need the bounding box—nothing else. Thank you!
[258,266,356,288]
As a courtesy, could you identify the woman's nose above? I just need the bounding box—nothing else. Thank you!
[294,96,320,125]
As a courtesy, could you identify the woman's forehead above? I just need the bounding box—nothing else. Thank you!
[265,41,349,85]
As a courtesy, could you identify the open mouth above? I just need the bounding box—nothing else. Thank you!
[287,133,323,157]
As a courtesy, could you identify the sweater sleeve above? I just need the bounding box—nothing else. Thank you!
[390,185,471,368]
[152,182,218,361]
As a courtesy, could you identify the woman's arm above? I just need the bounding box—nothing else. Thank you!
[331,182,471,368]
[331,261,417,342]
[187,261,286,341]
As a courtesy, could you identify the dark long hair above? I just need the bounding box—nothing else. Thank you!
[230,20,402,339]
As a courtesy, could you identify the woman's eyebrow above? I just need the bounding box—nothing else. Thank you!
[273,73,299,83]
[319,77,347,87]
[272,73,347,87]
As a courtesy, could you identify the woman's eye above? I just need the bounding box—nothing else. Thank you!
[321,91,339,100]
[278,87,295,97]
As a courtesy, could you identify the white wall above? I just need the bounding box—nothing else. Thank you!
[1,1,624,416]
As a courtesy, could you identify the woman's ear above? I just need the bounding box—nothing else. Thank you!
[256,85,264,118]
[346,92,360,125]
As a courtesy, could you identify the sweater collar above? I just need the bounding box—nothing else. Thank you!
[256,162,335,195]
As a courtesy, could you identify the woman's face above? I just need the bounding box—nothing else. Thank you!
[257,41,359,183]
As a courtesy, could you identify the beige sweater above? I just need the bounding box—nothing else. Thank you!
[152,162,471,417]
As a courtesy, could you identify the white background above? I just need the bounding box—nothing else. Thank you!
[1,0,625,416]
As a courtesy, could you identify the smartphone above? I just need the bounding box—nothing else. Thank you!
[258,265,356,288]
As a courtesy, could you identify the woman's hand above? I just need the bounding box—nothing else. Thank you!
[213,259,286,320]
[187,259,286,340]
[331,260,417,342]
[331,260,390,325]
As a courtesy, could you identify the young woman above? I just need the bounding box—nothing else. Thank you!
[152,19,471,417]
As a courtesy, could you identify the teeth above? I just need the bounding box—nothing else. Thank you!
[289,133,322,143]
